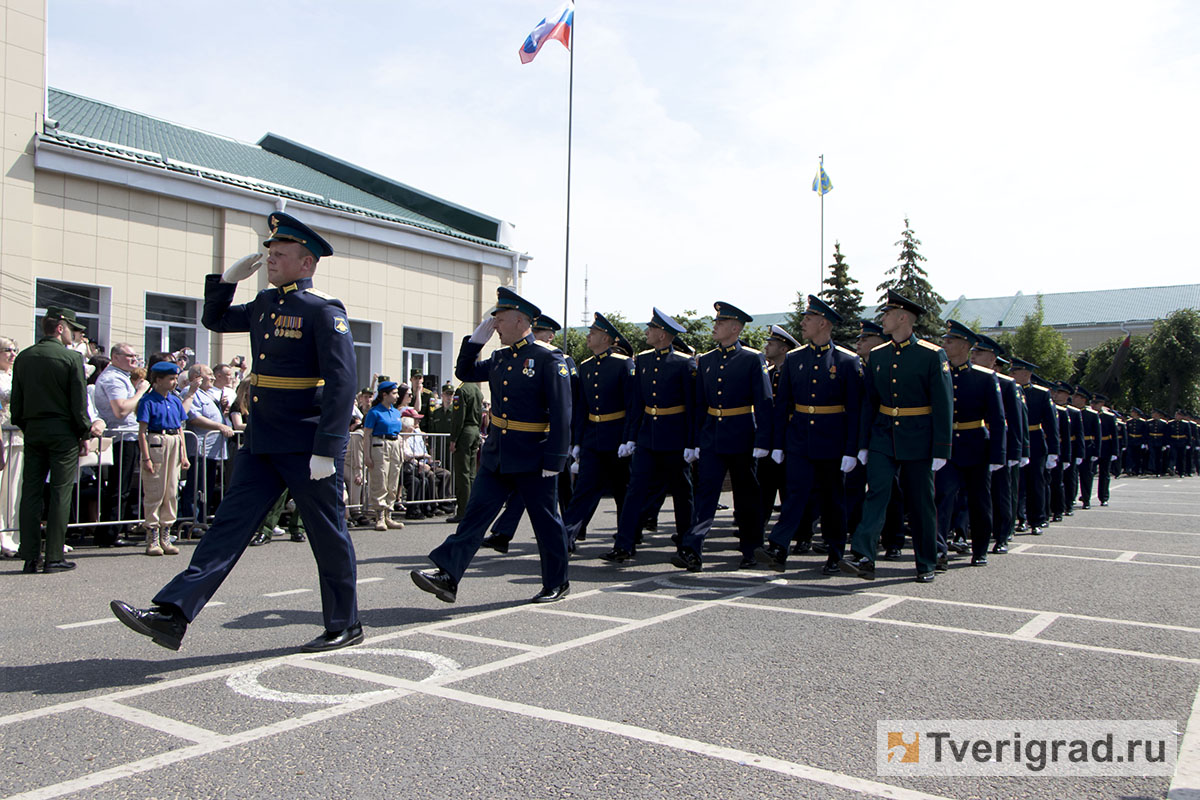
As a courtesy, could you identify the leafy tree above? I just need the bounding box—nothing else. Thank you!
[1074,334,1151,410]
[876,218,946,340]
[819,241,865,343]
[783,291,809,342]
[995,296,1072,381]
[1144,308,1200,412]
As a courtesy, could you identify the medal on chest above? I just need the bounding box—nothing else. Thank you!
[522,358,536,377]
[275,315,303,339]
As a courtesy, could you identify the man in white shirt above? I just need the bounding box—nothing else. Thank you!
[91,343,148,544]
[185,364,234,522]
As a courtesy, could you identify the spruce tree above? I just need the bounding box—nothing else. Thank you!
[783,290,809,342]
[876,218,947,340]
[819,241,864,344]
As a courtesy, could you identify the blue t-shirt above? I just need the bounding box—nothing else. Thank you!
[362,405,405,437]
[137,390,187,432]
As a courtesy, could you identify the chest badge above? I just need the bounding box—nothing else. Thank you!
[829,364,837,378]
[522,358,536,377]
[275,315,304,339]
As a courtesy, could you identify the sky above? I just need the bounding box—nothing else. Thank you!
[46,0,1200,325]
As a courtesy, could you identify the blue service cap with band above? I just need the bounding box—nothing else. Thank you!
[492,286,541,320]
[768,324,801,349]
[1094,392,1109,403]
[881,289,927,318]
[532,314,562,332]
[1054,381,1073,393]
[590,311,621,340]
[713,301,753,324]
[148,361,180,376]
[805,295,843,325]
[1008,355,1038,372]
[1130,406,1143,415]
[648,307,685,336]
[673,338,694,355]
[614,332,634,356]
[264,212,334,259]
[377,381,398,392]
[1074,386,1093,401]
[858,319,884,338]
[1152,407,1166,416]
[944,319,978,346]
[1031,373,1052,388]
[971,332,1005,356]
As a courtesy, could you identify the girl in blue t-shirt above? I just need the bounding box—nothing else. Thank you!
[137,361,190,556]
[362,381,408,531]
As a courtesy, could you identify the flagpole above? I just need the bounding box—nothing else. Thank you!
[819,154,825,290]
[561,11,575,353]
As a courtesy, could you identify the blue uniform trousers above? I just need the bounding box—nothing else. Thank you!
[935,462,993,559]
[757,455,786,527]
[767,456,846,562]
[850,454,937,574]
[562,449,628,546]
[990,465,1013,544]
[431,465,567,590]
[1077,458,1095,505]
[613,448,692,553]
[1049,463,1067,516]
[1097,458,1112,502]
[681,451,762,559]
[154,449,358,630]
[1021,454,1050,527]
[489,470,572,541]
[1063,462,1077,512]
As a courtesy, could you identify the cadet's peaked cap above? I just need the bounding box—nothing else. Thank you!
[441,382,454,393]
[882,289,927,318]
[1073,386,1093,401]
[590,312,621,340]
[673,338,694,355]
[1130,406,1143,415]
[148,360,180,375]
[768,324,801,349]
[1030,374,1052,389]
[944,319,978,346]
[1094,392,1110,403]
[1152,407,1166,415]
[648,307,685,336]
[492,286,540,320]
[44,305,87,332]
[264,212,333,259]
[858,319,884,338]
[972,332,1005,356]
[614,332,635,357]
[1054,381,1073,393]
[805,295,843,325]
[377,381,398,392]
[1008,355,1038,372]
[713,301,753,324]
[532,314,561,332]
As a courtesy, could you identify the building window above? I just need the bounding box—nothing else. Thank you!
[35,279,107,347]
[144,293,202,364]
[403,327,446,386]
[349,320,378,390]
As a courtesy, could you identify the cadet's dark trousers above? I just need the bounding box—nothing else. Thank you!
[1021,454,1049,528]
[452,436,479,516]
[1173,442,1189,476]
[851,471,905,550]
[681,451,762,559]
[614,448,692,553]
[154,449,358,631]
[489,470,573,541]
[1063,461,1077,512]
[850,453,937,575]
[430,466,567,591]
[757,455,786,526]
[1097,457,1113,502]
[990,464,1013,545]
[562,448,629,546]
[935,462,994,559]
[1078,458,1095,506]
[767,456,846,563]
[17,434,78,563]
[1049,463,1066,518]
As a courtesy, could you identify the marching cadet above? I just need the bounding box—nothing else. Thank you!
[411,287,572,605]
[1126,408,1147,476]
[1074,387,1100,507]
[1053,381,1083,517]
[1148,408,1169,475]
[137,360,189,557]
[1049,381,1074,522]
[1114,410,1128,478]
[1169,408,1191,476]
[560,313,636,549]
[1092,393,1119,504]
[969,335,1026,551]
[602,308,696,563]
[754,296,862,575]
[934,321,1005,567]
[672,302,773,572]
[758,324,799,526]
[840,291,953,583]
[1008,357,1058,535]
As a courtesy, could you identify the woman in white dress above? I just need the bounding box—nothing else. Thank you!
[0,336,22,556]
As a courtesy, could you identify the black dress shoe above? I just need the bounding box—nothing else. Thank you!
[914,571,936,583]
[290,531,306,542]
[754,543,788,572]
[110,600,187,650]
[300,623,364,652]
[1052,514,1063,522]
[1081,502,1090,509]
[530,582,570,603]
[599,547,634,564]
[791,541,813,555]
[249,531,271,547]
[113,537,138,547]
[882,548,903,561]
[1030,526,1043,536]
[809,541,827,555]
[22,559,41,574]
[670,549,702,572]
[934,556,949,573]
[446,515,464,524]
[411,568,457,603]
[480,534,510,554]
[43,560,77,573]
[839,554,875,580]
[1015,520,1027,532]
[1099,500,1108,507]
[1063,509,1074,516]
[820,562,841,576]
[576,531,587,542]
[970,555,988,566]
[737,556,757,569]
[991,543,1008,554]
[948,539,969,554]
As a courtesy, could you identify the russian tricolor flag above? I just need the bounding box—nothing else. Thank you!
[519,1,574,64]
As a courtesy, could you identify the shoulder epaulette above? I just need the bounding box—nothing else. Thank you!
[996,372,1014,382]
[1028,384,1049,393]
[741,345,761,354]
[533,340,559,352]
[580,355,596,365]
[304,288,335,301]
[638,348,655,357]
[916,339,942,351]
[835,345,856,357]
[1101,409,1115,417]
[870,341,891,353]
[970,364,994,375]
[610,352,630,361]
[700,347,719,357]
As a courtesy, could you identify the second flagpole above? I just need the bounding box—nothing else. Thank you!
[561,8,575,352]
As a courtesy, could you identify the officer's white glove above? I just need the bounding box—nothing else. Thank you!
[1046,454,1058,470]
[569,461,580,474]
[469,316,496,345]
[932,457,947,472]
[1074,457,1083,466]
[683,448,699,464]
[618,441,636,458]
[989,462,1005,472]
[542,469,558,478]
[309,455,336,481]
[616,443,628,458]
[857,449,868,465]
[771,449,785,465]
[1091,456,1099,462]
[752,447,769,459]
[570,445,581,460]
[1141,443,1148,450]
[840,455,857,473]
[1111,454,1118,461]
[221,253,262,284]
[1019,457,1030,467]
[1007,459,1019,468]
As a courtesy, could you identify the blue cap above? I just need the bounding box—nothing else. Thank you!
[148,361,180,376]
[1130,407,1143,415]
[972,332,1005,356]
[1054,381,1073,393]
[858,319,884,338]
[1074,386,1093,401]
[768,325,800,349]
[805,295,843,325]
[377,381,398,392]
[532,314,561,332]
[1031,373,1052,388]
[713,301,752,324]
[673,338,694,355]
[1009,355,1038,372]
[1094,392,1110,403]
[264,212,333,259]
[944,319,978,346]
[493,286,541,320]
[881,289,926,318]
[613,332,634,357]
[590,312,620,341]
[648,307,685,336]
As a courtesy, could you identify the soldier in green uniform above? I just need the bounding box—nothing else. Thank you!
[840,290,953,583]
[11,307,100,573]
[426,383,455,435]
[447,377,484,523]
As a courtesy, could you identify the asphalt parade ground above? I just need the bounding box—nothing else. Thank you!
[2,477,1198,799]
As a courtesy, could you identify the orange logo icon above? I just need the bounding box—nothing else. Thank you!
[887,731,920,763]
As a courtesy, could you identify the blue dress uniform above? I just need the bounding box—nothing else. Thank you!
[561,313,636,547]
[153,214,359,636]
[677,302,773,567]
[757,325,800,526]
[607,309,695,558]
[1096,398,1119,502]
[1148,410,1169,475]
[1012,359,1059,533]
[934,322,1006,563]
[1169,412,1190,477]
[1050,383,1076,519]
[758,297,863,571]
[424,288,572,597]
[1126,410,1147,475]
[971,335,1025,551]
[1076,389,1101,506]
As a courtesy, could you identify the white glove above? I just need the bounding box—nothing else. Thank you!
[221,253,262,283]
[542,469,558,478]
[309,455,335,481]
[1074,457,1082,466]
[771,449,785,464]
[469,316,496,344]
[989,462,1005,472]
[1141,443,1148,450]
[1019,457,1030,467]
[1091,456,1099,462]
[932,457,947,472]
[569,461,579,474]
[752,448,769,459]
[840,455,857,473]
[683,448,699,464]
[1046,454,1058,470]
[857,449,868,466]
[569,445,581,460]
[618,441,636,458]
[1110,454,1118,461]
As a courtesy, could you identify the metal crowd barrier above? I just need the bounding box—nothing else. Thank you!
[345,428,455,523]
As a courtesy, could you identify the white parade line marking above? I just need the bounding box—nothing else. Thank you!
[1018,542,1200,560]
[1169,677,1200,799]
[56,618,117,630]
[526,607,637,624]
[1012,612,1060,640]
[1050,524,1200,538]
[1006,542,1034,554]
[86,698,222,745]
[847,596,907,620]
[1011,550,1200,570]
[424,629,544,652]
[262,588,311,597]
[1114,551,1138,562]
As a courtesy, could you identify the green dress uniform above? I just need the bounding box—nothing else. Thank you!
[450,380,484,517]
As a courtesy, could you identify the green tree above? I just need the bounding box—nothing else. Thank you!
[1144,308,1200,412]
[783,291,809,342]
[995,296,1072,381]
[1075,334,1151,410]
[876,218,946,340]
[819,241,865,344]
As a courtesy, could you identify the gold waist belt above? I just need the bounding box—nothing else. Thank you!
[880,405,932,417]
[1101,435,1113,440]
[1083,435,1096,440]
[587,411,626,423]
[248,373,325,389]
[490,417,550,433]
[708,406,753,417]
[795,404,846,415]
[1028,424,1042,431]
[645,405,685,417]
[953,420,986,431]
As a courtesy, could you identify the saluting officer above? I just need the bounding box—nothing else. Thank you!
[1074,387,1100,506]
[412,287,572,604]
[934,320,1006,567]
[758,324,800,526]
[112,212,361,652]
[672,302,773,572]
[840,291,953,583]
[1008,357,1058,535]
[1094,394,1119,503]
[969,334,1026,552]
[754,296,863,575]
[602,308,696,563]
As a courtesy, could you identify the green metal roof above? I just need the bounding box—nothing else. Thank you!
[43,88,508,248]
[940,285,1200,329]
